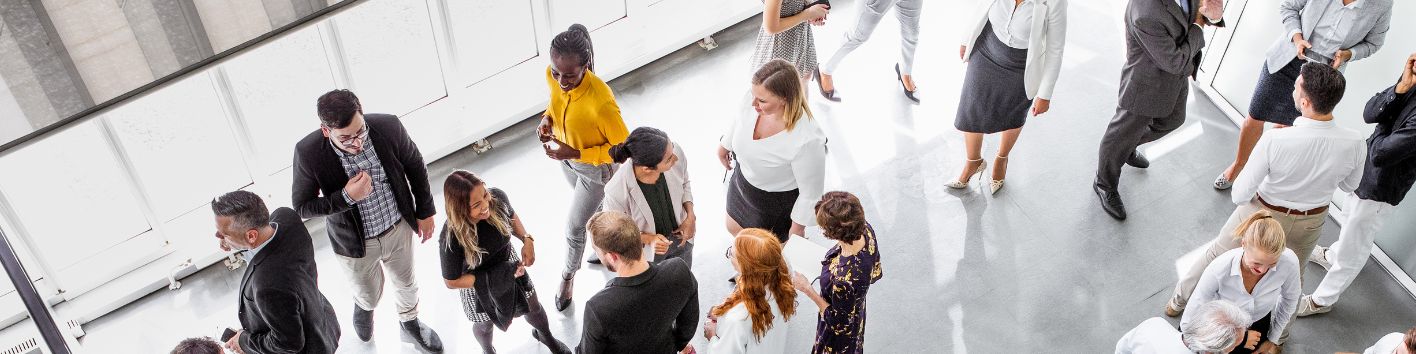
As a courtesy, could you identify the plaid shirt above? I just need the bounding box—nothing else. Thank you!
[332,137,401,239]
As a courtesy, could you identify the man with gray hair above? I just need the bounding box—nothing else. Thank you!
[212,191,340,354]
[1116,300,1250,354]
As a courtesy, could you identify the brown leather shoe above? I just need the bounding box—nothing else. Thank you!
[1164,300,1183,317]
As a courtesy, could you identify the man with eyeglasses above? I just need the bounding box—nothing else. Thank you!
[292,89,442,352]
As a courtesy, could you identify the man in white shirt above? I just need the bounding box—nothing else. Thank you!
[1116,300,1249,354]
[1166,62,1364,322]
[1338,327,1414,354]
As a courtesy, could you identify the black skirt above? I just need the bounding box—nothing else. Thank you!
[1247,58,1304,125]
[955,22,1031,134]
[726,166,797,243]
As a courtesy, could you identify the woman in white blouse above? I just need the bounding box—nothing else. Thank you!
[1338,327,1414,354]
[950,0,1067,194]
[603,127,697,266]
[1182,210,1300,354]
[704,228,798,353]
[718,59,828,243]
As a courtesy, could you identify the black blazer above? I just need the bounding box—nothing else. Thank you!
[1357,83,1416,205]
[292,114,435,257]
[577,258,698,354]
[238,208,341,354]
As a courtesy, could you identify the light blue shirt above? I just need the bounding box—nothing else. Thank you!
[242,222,279,263]
[1175,0,1190,16]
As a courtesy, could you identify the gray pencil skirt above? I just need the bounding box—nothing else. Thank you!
[955,23,1031,134]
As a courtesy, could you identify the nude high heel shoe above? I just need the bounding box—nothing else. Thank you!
[990,156,1008,195]
[946,159,987,189]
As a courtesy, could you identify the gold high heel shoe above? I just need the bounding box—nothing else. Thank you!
[990,156,1007,195]
[947,159,987,189]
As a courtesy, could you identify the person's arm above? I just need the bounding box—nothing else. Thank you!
[438,226,477,289]
[1338,146,1368,193]
[602,171,631,215]
[1128,3,1206,76]
[389,118,436,221]
[1371,117,1416,168]
[292,150,353,218]
[1345,9,1390,63]
[705,313,750,353]
[1277,0,1305,40]
[793,272,830,312]
[240,289,307,353]
[1180,255,1227,331]
[1230,136,1272,205]
[672,270,700,351]
[577,307,604,354]
[761,0,824,34]
[788,139,828,230]
[674,144,693,205]
[1035,0,1068,100]
[1364,84,1411,125]
[582,101,630,162]
[1267,256,1302,344]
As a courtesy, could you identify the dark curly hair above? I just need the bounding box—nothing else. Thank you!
[815,191,866,243]
[170,337,222,354]
[316,89,362,128]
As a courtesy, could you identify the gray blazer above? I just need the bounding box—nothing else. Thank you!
[1117,0,1207,118]
[602,143,693,237]
[1265,0,1391,73]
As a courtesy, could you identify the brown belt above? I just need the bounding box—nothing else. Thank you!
[1257,195,1328,216]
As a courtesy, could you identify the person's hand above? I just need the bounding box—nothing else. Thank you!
[542,137,581,160]
[702,316,718,340]
[1396,53,1416,94]
[959,45,967,62]
[803,4,829,23]
[1332,49,1353,69]
[653,234,671,255]
[520,238,537,267]
[1256,340,1279,354]
[790,222,806,238]
[1199,0,1223,23]
[680,343,696,354]
[537,115,553,143]
[416,217,435,243]
[1031,98,1051,116]
[1292,34,1311,60]
[225,330,246,354]
[1243,330,1262,350]
[675,213,697,242]
[791,271,813,292]
[345,171,373,201]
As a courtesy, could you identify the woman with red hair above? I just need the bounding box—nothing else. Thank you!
[704,229,799,353]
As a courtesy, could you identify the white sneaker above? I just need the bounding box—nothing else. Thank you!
[1310,246,1333,271]
[1296,294,1331,317]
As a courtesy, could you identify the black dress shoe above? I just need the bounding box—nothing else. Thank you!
[1126,150,1150,169]
[353,305,374,341]
[896,64,920,103]
[585,258,602,265]
[400,318,444,352]
[1094,184,1128,220]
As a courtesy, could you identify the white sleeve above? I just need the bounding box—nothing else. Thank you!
[789,137,828,227]
[1338,144,1367,193]
[1268,254,1302,344]
[1181,254,1229,331]
[707,316,751,354]
[720,115,740,151]
[1231,136,1271,205]
[1113,325,1138,354]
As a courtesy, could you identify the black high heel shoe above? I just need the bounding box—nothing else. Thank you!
[814,69,840,102]
[554,275,573,311]
[895,64,920,103]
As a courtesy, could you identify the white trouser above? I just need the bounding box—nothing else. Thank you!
[820,0,923,75]
[1312,193,1394,306]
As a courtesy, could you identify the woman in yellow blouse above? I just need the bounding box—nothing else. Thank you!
[535,24,630,312]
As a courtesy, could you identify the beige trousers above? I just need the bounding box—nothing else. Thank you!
[1171,199,1326,309]
[336,220,421,321]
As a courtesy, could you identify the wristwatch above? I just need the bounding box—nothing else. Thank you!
[522,234,535,243]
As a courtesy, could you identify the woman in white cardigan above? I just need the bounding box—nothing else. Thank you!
[949,0,1066,194]
[603,127,697,266]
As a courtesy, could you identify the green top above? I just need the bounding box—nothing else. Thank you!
[637,174,679,237]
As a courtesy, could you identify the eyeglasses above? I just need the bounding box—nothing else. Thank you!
[724,245,735,260]
[331,124,369,148]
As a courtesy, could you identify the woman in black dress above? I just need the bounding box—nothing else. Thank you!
[793,191,883,354]
[439,170,570,354]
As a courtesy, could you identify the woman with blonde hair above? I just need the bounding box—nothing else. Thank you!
[1181,210,1301,354]
[437,170,570,354]
[704,228,799,353]
[718,59,828,244]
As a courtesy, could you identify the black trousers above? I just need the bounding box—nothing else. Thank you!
[1095,95,1189,191]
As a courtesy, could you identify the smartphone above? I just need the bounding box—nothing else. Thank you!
[220,328,237,342]
[807,0,830,8]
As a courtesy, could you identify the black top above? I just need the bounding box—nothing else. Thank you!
[1357,84,1416,205]
[577,258,698,354]
[439,188,517,279]
[292,114,435,258]
[238,207,341,354]
[637,174,678,237]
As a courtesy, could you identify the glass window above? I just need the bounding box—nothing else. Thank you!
[221,27,338,177]
[447,0,540,87]
[0,121,152,272]
[550,0,627,33]
[333,0,447,117]
[104,73,252,222]
[1208,0,1283,117]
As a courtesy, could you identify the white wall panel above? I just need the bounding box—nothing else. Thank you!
[221,27,338,177]
[447,0,540,87]
[334,0,447,117]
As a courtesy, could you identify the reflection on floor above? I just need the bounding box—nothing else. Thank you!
[81,0,1415,352]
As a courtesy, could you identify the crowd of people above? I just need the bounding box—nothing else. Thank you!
[161,0,1416,353]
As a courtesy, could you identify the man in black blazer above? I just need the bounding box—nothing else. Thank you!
[212,191,339,354]
[1095,0,1225,219]
[292,90,442,351]
[577,211,698,354]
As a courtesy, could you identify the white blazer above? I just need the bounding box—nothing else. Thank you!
[961,0,1068,100]
[602,143,693,236]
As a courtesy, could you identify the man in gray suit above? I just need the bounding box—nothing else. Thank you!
[1095,0,1225,219]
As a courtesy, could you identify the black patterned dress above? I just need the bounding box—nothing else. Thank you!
[749,0,818,80]
[812,223,883,354]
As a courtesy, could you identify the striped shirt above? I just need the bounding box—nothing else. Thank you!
[332,137,401,239]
